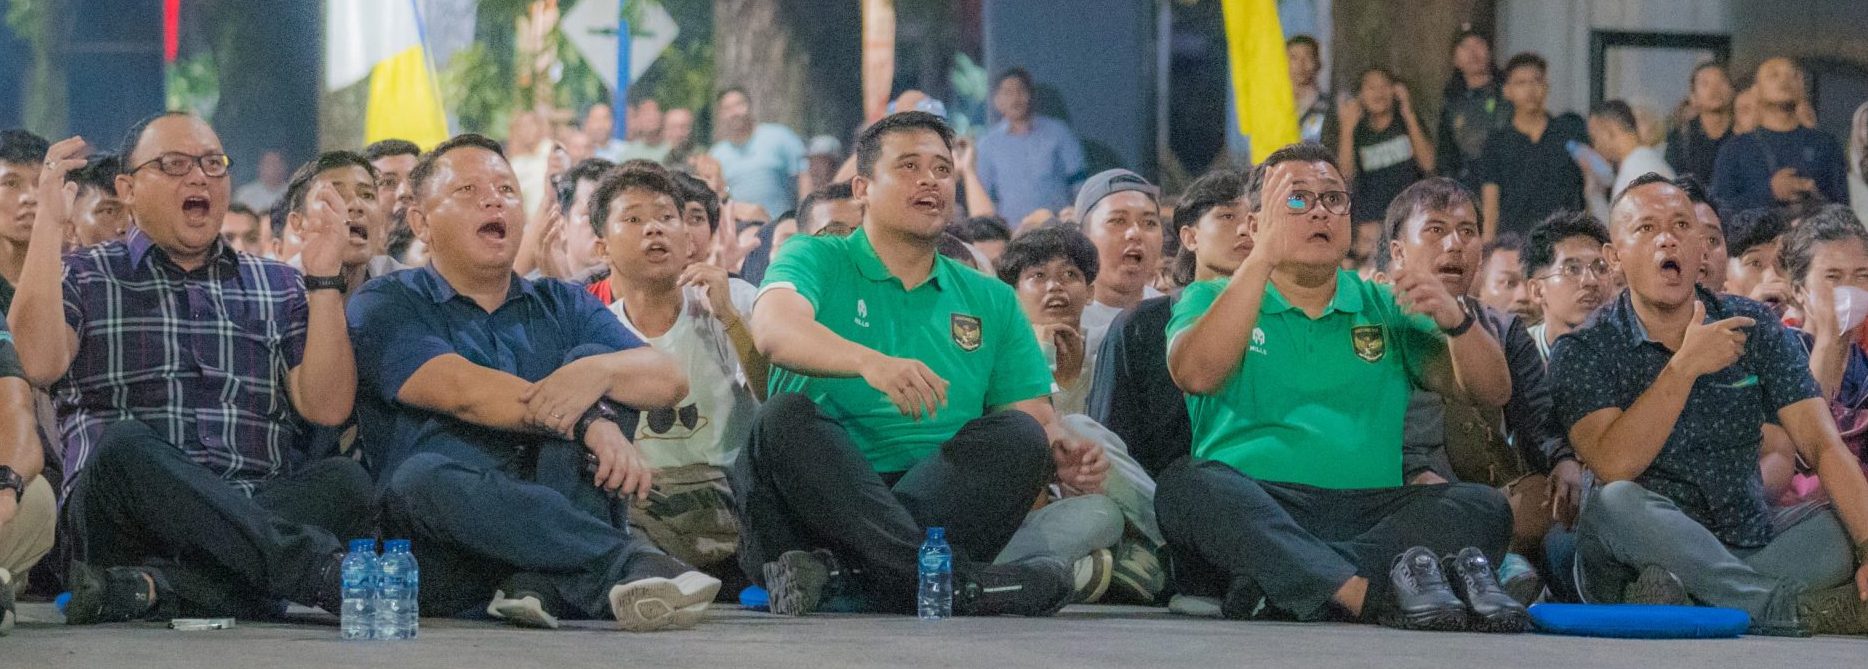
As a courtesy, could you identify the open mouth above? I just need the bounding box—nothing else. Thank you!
[182,196,211,217]
[1041,295,1071,310]
[642,240,671,260]
[1307,230,1332,243]
[1657,257,1682,281]
[910,193,943,214]
[346,222,368,241]
[1434,262,1466,280]
[477,220,509,241]
[1121,247,1146,266]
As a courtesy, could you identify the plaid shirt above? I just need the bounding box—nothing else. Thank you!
[54,228,310,497]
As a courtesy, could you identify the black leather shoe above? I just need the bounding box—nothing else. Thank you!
[955,556,1072,617]
[65,563,169,625]
[1443,547,1532,633]
[1380,546,1468,632]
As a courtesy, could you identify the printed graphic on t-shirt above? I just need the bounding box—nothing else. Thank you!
[1359,134,1414,173]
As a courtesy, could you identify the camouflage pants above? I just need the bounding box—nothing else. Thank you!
[630,464,740,570]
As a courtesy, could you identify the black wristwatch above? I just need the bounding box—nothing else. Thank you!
[1442,303,1478,338]
[574,401,626,443]
[0,465,23,504]
[304,274,347,294]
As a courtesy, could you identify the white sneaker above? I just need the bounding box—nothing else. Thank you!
[1167,594,1223,618]
[608,571,721,632]
[1071,549,1113,604]
[487,590,561,630]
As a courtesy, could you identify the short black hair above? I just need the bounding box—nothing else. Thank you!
[364,138,422,161]
[590,165,683,237]
[1781,205,1868,286]
[995,225,1099,286]
[994,67,1034,93]
[1522,210,1609,278]
[1451,25,1490,52]
[1358,66,1397,91]
[1609,172,1683,215]
[116,111,194,169]
[559,158,616,212]
[1377,177,1483,273]
[1689,61,1729,91]
[227,202,258,220]
[1725,207,1790,259]
[280,150,378,219]
[67,153,120,195]
[855,111,955,178]
[0,129,48,166]
[409,133,505,200]
[1245,142,1340,210]
[1483,231,1525,266]
[672,171,720,232]
[797,181,856,234]
[937,232,978,268]
[1286,35,1320,56]
[1503,52,1548,79]
[1171,169,1248,285]
[957,215,1012,244]
[1590,99,1638,134]
[1675,174,1711,205]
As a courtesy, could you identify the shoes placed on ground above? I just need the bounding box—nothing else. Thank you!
[65,563,166,625]
[1623,565,1689,606]
[1497,553,1543,606]
[1797,583,1868,635]
[1219,577,1265,620]
[1070,549,1113,604]
[1444,547,1532,633]
[488,572,568,630]
[1,568,13,636]
[608,570,721,632]
[1167,594,1223,618]
[1380,546,1468,632]
[955,555,1072,617]
[1106,539,1166,605]
[762,549,842,616]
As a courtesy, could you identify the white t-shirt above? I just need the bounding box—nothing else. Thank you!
[1613,146,1676,199]
[609,278,761,469]
[1043,322,1108,416]
[1079,285,1165,336]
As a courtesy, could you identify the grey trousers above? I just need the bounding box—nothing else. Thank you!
[994,494,1124,566]
[1576,480,1854,629]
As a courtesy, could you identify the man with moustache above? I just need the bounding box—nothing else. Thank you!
[279,151,402,295]
[1078,169,1166,335]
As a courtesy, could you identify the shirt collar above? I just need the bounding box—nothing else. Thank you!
[1612,285,1722,349]
[850,228,945,291]
[125,226,237,274]
[1259,269,1363,316]
[419,263,536,306]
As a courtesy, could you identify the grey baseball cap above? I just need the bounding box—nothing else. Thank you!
[1073,168,1160,225]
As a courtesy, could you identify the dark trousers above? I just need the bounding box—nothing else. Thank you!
[380,434,663,619]
[730,393,1051,612]
[1155,459,1512,621]
[65,420,373,618]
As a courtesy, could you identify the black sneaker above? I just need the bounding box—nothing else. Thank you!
[1443,547,1532,633]
[955,556,1072,617]
[1,568,14,636]
[488,572,569,630]
[762,549,842,616]
[65,563,167,625]
[1380,546,1468,632]
[1219,576,1265,620]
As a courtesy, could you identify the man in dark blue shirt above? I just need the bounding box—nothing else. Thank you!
[1711,58,1850,217]
[1553,174,1868,635]
[349,135,718,632]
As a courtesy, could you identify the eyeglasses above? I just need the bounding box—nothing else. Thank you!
[1282,189,1351,215]
[1538,258,1611,282]
[132,152,232,178]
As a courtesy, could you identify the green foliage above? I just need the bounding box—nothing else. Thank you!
[444,43,517,136]
[165,52,220,121]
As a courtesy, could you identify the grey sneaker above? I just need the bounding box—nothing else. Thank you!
[1797,583,1868,635]
[1167,594,1223,618]
[763,550,838,616]
[1623,565,1688,606]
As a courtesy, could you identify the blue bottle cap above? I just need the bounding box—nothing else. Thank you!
[926,527,945,540]
[385,539,411,553]
[348,538,376,553]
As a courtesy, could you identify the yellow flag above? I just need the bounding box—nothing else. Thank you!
[326,0,449,150]
[1222,0,1298,164]
[365,46,449,150]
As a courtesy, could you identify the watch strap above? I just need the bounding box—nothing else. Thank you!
[304,274,347,293]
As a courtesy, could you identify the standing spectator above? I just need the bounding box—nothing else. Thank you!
[1288,35,1333,147]
[1337,68,1434,226]
[585,103,625,160]
[614,96,669,163]
[234,149,289,213]
[709,87,806,220]
[1437,27,1511,190]
[1666,62,1737,182]
[976,68,1088,224]
[1477,53,1587,240]
[661,108,696,159]
[1585,100,1676,219]
[1712,58,1850,216]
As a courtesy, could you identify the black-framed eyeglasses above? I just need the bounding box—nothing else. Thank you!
[132,152,232,178]
[1538,258,1611,282]
[1283,189,1351,215]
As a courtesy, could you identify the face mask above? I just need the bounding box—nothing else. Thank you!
[1836,285,1868,334]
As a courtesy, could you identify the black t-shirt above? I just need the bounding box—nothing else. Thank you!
[1665,116,1730,183]
[1351,116,1424,222]
[0,319,23,380]
[1476,113,1588,237]
[0,274,13,318]
[1085,294,1189,478]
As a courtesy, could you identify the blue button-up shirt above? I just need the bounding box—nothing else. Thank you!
[976,116,1087,224]
[1551,288,1819,547]
[347,267,644,478]
[55,228,310,497]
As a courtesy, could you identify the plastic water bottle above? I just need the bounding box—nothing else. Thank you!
[374,540,411,640]
[917,527,953,620]
[339,538,376,640]
[387,539,420,638]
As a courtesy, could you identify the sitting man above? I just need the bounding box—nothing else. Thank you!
[997,226,1104,415]
[734,111,1104,617]
[1722,207,1791,309]
[0,319,53,635]
[1554,173,1868,635]
[1382,178,1576,601]
[556,158,618,284]
[280,151,398,295]
[1158,142,1526,632]
[349,135,719,632]
[65,153,129,249]
[10,114,370,622]
[597,163,767,585]
[1077,169,1166,333]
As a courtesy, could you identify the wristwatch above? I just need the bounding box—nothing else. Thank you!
[0,465,23,504]
[574,401,626,443]
[1442,301,1478,337]
[304,274,347,294]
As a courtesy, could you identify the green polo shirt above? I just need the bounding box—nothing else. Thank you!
[760,228,1053,472]
[1166,270,1446,489]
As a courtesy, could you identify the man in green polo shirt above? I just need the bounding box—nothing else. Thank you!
[1157,142,1526,632]
[732,111,1105,617]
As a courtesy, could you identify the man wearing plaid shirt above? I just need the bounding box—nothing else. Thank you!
[6,113,367,622]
